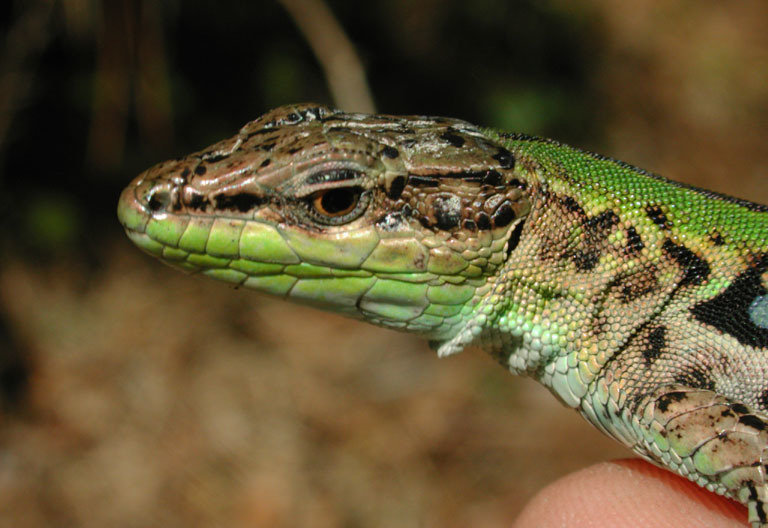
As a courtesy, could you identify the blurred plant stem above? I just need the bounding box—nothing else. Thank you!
[0,0,55,173]
[277,0,375,113]
[87,0,172,171]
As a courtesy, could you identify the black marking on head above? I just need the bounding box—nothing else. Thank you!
[475,212,491,230]
[462,219,477,231]
[662,240,710,286]
[440,131,465,148]
[261,142,276,152]
[381,146,400,159]
[739,415,766,431]
[194,165,207,176]
[187,193,209,211]
[509,178,527,190]
[414,170,505,184]
[214,192,265,213]
[387,175,406,200]
[287,147,302,155]
[181,167,191,179]
[408,175,440,187]
[455,170,503,183]
[646,205,671,229]
[148,191,170,212]
[275,107,329,125]
[483,170,503,186]
[492,147,515,170]
[327,126,353,134]
[492,201,515,228]
[375,212,405,231]
[625,226,644,254]
[505,219,525,259]
[759,389,768,411]
[433,195,462,230]
[260,158,271,168]
[691,255,768,348]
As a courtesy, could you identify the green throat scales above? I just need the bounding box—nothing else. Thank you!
[118,104,768,527]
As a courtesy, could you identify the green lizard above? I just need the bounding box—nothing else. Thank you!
[118,103,768,527]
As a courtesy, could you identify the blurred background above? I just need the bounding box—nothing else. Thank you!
[0,0,767,526]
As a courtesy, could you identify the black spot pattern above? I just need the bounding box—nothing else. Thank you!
[408,175,440,187]
[475,212,491,230]
[625,226,644,254]
[662,240,710,286]
[569,207,620,272]
[492,201,515,228]
[673,368,715,391]
[758,389,768,410]
[691,256,768,348]
[214,193,265,213]
[492,147,515,169]
[187,193,208,211]
[643,326,666,364]
[656,391,687,413]
[440,132,465,148]
[505,219,525,258]
[382,146,400,158]
[483,170,503,186]
[710,231,725,246]
[387,176,406,200]
[646,205,670,229]
[739,415,766,431]
[433,196,461,230]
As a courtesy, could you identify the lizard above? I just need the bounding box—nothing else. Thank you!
[117,103,768,527]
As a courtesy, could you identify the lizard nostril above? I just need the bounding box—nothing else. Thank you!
[147,189,171,212]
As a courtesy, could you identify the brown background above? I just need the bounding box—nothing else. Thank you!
[1,1,767,526]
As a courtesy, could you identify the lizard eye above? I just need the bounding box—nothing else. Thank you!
[305,186,370,225]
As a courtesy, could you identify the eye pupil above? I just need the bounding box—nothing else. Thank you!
[316,188,358,216]
[305,185,369,225]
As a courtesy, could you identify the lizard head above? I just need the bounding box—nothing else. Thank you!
[118,103,531,340]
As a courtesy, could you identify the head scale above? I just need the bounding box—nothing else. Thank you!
[118,104,532,341]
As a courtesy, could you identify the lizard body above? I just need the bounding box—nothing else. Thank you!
[118,104,768,526]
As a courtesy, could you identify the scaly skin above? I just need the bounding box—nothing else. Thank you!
[118,104,768,527]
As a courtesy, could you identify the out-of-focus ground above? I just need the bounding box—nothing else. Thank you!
[0,1,767,527]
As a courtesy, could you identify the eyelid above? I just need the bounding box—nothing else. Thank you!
[294,169,366,199]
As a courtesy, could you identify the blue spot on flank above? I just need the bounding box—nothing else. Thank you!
[749,295,768,329]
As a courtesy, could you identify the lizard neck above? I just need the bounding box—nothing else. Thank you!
[438,138,689,407]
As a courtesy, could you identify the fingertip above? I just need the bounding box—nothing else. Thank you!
[513,459,745,528]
